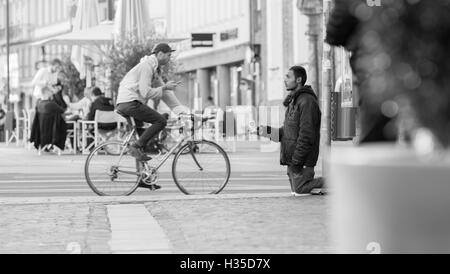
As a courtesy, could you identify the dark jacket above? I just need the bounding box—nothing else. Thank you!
[30,100,67,150]
[87,96,116,130]
[280,85,321,168]
[52,91,68,111]
[325,0,450,145]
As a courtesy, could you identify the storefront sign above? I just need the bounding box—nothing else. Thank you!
[191,33,214,48]
[220,28,238,41]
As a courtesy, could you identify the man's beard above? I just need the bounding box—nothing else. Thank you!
[286,84,298,91]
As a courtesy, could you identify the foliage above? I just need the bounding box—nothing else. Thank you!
[101,34,178,100]
[60,55,85,100]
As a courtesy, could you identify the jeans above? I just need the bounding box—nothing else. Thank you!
[287,166,324,194]
[116,101,167,147]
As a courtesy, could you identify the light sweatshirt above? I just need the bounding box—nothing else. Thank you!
[116,55,187,114]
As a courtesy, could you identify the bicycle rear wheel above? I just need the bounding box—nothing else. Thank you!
[85,141,141,196]
[172,140,231,195]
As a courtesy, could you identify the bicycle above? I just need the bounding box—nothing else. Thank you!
[84,112,231,196]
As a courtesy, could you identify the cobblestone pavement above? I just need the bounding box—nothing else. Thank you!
[0,195,333,254]
[0,204,111,254]
[146,196,334,254]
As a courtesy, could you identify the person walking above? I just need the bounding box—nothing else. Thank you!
[259,66,324,196]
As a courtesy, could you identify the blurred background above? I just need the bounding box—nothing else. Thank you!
[0,0,357,144]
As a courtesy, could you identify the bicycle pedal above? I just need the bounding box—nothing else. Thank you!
[146,184,162,191]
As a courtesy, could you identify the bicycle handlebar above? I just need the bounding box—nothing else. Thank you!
[178,114,216,123]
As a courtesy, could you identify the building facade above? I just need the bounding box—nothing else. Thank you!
[166,0,256,111]
[0,0,116,110]
[165,0,310,111]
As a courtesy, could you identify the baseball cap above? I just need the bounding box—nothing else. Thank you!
[152,43,175,54]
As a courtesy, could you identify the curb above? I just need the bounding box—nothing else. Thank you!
[0,193,301,206]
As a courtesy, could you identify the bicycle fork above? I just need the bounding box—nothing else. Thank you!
[187,141,204,171]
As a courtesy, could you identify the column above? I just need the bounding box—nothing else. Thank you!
[196,68,210,110]
[217,65,231,110]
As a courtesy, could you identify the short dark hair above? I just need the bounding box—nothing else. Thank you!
[50,58,62,66]
[92,87,103,97]
[152,43,175,55]
[290,66,307,86]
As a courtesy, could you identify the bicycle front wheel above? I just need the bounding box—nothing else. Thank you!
[85,141,141,196]
[172,140,231,195]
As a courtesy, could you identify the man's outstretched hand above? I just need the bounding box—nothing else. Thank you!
[257,126,272,138]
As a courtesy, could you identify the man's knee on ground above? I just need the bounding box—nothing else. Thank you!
[296,177,326,194]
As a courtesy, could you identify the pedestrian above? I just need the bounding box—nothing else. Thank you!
[31,59,63,101]
[258,66,324,196]
[0,103,6,142]
[30,87,67,152]
[239,78,254,107]
[204,96,216,109]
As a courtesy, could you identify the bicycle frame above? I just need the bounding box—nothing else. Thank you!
[115,123,198,175]
[85,114,228,196]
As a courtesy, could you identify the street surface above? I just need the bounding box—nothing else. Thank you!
[0,141,336,254]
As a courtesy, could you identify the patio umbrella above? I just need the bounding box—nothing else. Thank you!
[70,0,101,81]
[114,0,152,42]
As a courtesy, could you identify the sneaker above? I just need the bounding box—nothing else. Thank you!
[138,182,162,191]
[311,188,327,195]
[293,193,310,197]
[129,143,152,162]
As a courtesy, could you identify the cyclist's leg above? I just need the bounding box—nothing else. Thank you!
[117,101,167,148]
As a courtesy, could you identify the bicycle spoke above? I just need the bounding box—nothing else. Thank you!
[85,141,140,196]
[173,141,230,195]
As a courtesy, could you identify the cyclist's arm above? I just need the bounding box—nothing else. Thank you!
[162,90,189,115]
[139,64,164,101]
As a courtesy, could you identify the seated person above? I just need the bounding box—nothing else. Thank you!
[86,87,117,131]
[67,88,93,121]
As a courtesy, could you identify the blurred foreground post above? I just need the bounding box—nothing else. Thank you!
[298,0,332,175]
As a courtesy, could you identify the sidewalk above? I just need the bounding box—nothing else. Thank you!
[0,141,341,254]
[0,193,334,254]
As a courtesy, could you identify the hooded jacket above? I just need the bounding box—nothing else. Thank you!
[280,85,321,168]
[116,55,186,114]
[87,96,115,122]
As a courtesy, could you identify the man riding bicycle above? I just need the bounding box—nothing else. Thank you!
[116,43,188,165]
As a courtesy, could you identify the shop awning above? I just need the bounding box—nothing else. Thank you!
[32,21,188,47]
[31,22,115,47]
